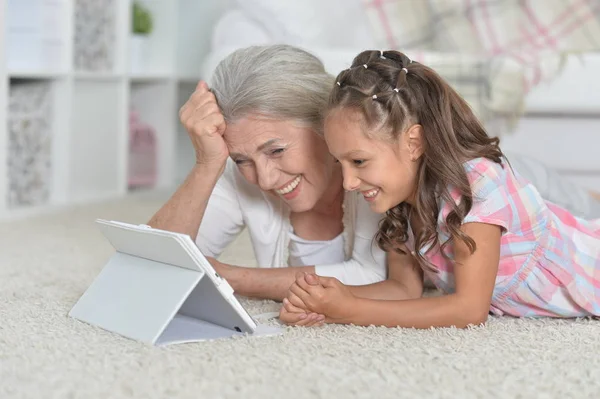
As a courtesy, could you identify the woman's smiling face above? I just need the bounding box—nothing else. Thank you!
[225,116,338,212]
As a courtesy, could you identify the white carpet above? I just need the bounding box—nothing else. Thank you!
[2,194,599,399]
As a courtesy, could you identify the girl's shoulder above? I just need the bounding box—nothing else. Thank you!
[462,157,510,197]
[464,157,506,181]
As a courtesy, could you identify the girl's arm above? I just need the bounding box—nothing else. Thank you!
[279,247,423,327]
[346,248,424,300]
[289,222,501,328]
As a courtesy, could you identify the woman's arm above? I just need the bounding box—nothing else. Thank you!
[230,246,420,309]
[148,81,229,239]
[148,162,224,239]
[210,258,315,301]
[289,222,501,328]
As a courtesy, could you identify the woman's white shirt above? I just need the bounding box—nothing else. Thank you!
[288,230,345,267]
[195,160,387,285]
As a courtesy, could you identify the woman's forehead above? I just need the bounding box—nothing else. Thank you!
[224,117,306,150]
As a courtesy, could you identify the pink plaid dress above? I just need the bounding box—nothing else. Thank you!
[411,157,600,318]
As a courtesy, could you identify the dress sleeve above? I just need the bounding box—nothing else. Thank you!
[195,161,245,258]
[461,159,514,232]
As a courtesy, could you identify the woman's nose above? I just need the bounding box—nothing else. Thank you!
[256,161,278,191]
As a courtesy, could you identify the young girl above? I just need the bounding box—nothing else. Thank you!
[280,50,600,329]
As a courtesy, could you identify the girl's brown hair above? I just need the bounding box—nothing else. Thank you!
[328,50,504,272]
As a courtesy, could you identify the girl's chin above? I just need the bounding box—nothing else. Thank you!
[370,205,390,214]
[368,195,403,214]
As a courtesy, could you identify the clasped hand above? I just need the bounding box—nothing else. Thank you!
[279,272,357,327]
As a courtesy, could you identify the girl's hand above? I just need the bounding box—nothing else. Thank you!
[288,273,358,322]
[279,273,326,327]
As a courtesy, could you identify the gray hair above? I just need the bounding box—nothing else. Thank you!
[209,44,334,133]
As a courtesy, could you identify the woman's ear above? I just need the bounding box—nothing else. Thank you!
[406,124,424,161]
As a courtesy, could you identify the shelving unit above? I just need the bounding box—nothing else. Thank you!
[0,0,232,220]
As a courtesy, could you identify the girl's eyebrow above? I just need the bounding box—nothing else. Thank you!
[340,149,369,158]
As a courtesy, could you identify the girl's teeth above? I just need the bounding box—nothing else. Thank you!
[364,189,379,198]
[276,175,301,195]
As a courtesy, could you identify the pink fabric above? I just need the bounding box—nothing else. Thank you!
[128,110,157,188]
[410,157,600,318]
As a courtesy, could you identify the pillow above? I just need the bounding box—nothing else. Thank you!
[211,10,272,49]
[234,0,375,48]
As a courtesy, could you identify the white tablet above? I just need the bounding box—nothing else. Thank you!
[68,219,276,345]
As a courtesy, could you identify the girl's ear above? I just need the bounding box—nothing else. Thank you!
[406,124,424,161]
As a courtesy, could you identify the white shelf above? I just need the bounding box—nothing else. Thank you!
[175,81,197,183]
[129,73,172,82]
[0,0,7,215]
[0,0,230,220]
[177,75,201,84]
[74,71,124,81]
[8,70,68,79]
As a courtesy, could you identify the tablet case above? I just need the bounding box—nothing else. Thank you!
[68,219,282,345]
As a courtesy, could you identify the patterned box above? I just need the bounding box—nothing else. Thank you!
[7,81,53,208]
[74,0,116,72]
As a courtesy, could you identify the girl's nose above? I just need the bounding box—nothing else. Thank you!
[343,175,360,192]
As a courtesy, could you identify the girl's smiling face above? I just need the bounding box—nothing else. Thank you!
[324,108,423,213]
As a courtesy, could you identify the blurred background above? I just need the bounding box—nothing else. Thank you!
[0,0,598,221]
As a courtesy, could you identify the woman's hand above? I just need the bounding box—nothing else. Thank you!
[278,272,326,327]
[179,81,229,167]
[287,273,358,322]
[278,303,325,327]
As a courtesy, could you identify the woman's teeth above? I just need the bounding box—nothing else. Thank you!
[275,175,301,195]
[363,189,379,198]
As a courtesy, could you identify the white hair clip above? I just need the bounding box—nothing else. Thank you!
[393,88,399,92]
[380,50,386,59]
[363,64,368,69]
[336,82,341,86]
[372,94,378,99]
[402,68,408,73]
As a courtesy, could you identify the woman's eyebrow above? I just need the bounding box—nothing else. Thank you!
[230,139,281,159]
[257,139,281,151]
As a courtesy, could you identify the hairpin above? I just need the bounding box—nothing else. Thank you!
[393,88,399,92]
[402,68,408,73]
[336,82,341,86]
[372,94,378,99]
[363,64,368,69]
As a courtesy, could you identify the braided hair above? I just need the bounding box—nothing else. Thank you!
[328,50,504,273]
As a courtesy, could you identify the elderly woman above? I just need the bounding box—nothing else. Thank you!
[148,45,395,326]
[149,44,600,326]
